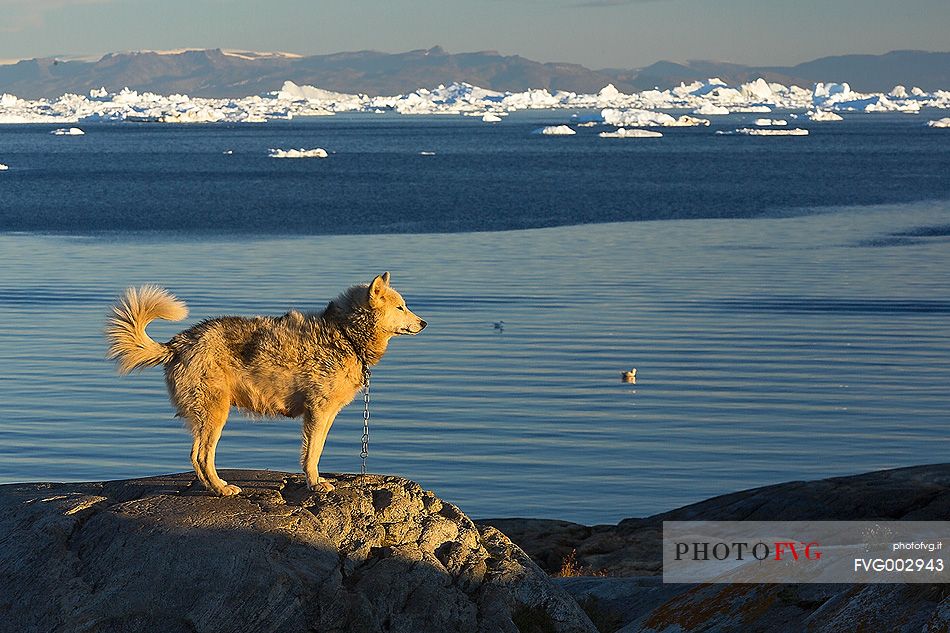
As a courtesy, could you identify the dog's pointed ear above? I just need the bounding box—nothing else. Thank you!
[369,272,390,302]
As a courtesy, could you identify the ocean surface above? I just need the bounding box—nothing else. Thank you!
[1,111,948,524]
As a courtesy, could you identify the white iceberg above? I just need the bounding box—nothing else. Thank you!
[928,118,950,128]
[813,82,853,105]
[736,128,808,136]
[598,128,662,138]
[686,78,729,97]
[598,84,622,100]
[268,148,329,158]
[834,94,920,113]
[278,81,355,104]
[693,103,730,115]
[730,105,772,113]
[532,125,575,135]
[0,74,945,125]
[740,78,774,101]
[670,115,709,127]
[889,85,909,99]
[754,118,787,126]
[602,108,708,127]
[481,113,502,123]
[808,110,843,122]
[51,127,85,135]
[504,89,560,110]
[161,107,226,123]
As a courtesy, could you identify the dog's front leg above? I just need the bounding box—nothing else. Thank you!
[301,408,339,492]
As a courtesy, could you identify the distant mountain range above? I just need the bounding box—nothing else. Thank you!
[1,47,947,99]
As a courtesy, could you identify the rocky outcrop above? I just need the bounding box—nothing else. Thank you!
[3,465,947,632]
[0,470,596,633]
[481,464,950,632]
[558,577,949,633]
[481,464,950,576]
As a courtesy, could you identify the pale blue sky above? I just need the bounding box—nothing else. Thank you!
[1,0,947,68]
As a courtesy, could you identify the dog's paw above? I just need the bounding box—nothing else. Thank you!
[217,483,242,496]
[307,478,334,493]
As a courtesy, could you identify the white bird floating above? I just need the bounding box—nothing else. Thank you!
[621,369,637,383]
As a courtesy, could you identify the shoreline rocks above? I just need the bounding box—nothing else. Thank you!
[0,470,595,633]
[1,464,947,632]
[481,464,950,632]
[479,463,950,576]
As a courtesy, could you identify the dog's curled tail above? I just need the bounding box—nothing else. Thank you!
[107,285,188,374]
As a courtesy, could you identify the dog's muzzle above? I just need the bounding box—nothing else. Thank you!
[399,320,427,335]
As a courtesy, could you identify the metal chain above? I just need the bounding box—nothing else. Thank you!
[360,368,371,478]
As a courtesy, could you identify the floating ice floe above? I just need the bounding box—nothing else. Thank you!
[0,74,946,125]
[598,128,663,138]
[276,81,360,113]
[890,85,909,98]
[268,148,329,158]
[741,78,775,101]
[927,118,950,128]
[736,128,809,136]
[835,95,920,113]
[692,103,730,115]
[481,113,502,123]
[602,108,709,127]
[754,118,787,126]
[808,110,843,122]
[51,127,85,135]
[532,125,575,135]
[812,82,852,105]
[811,82,928,113]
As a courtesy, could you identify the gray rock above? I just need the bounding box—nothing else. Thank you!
[481,464,950,632]
[554,577,685,633]
[481,519,594,575]
[481,463,950,576]
[627,582,949,633]
[0,470,597,633]
[554,569,950,633]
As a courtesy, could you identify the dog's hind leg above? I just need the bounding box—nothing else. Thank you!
[301,408,339,493]
[189,395,241,496]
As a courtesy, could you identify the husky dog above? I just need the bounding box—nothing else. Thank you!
[106,273,426,496]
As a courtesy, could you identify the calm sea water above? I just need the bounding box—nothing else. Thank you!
[1,111,949,233]
[1,112,948,524]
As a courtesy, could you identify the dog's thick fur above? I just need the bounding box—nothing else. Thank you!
[106,273,426,496]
